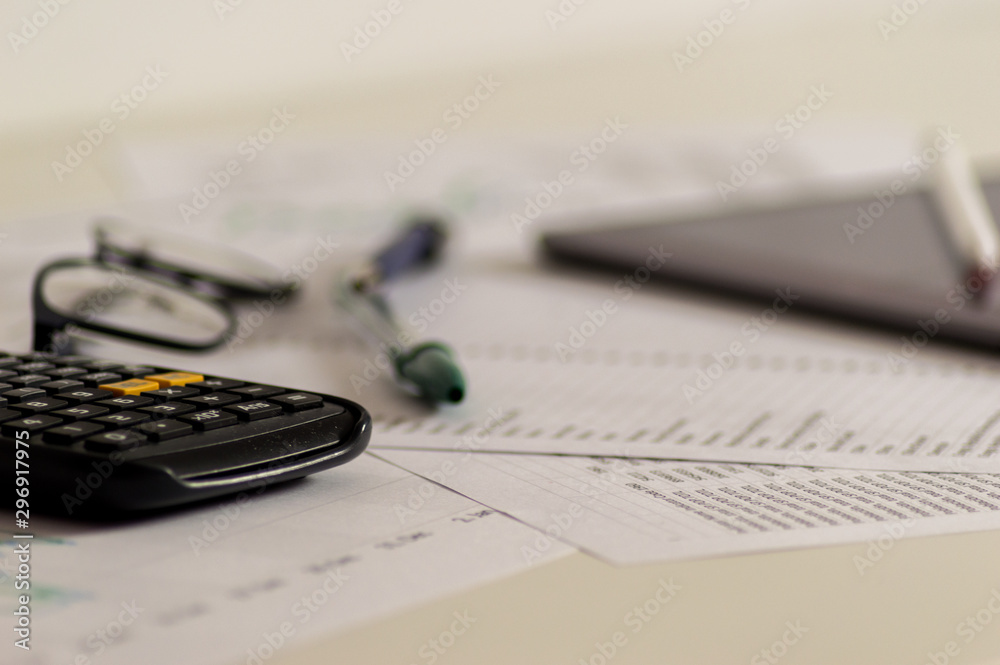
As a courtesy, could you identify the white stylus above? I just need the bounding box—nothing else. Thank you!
[931,140,1000,302]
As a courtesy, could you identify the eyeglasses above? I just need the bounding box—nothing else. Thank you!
[32,219,296,355]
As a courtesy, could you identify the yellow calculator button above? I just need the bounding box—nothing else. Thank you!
[99,379,162,396]
[144,372,205,387]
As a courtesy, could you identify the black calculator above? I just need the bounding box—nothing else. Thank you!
[0,351,371,518]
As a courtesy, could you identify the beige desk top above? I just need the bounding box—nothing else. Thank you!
[4,3,1000,663]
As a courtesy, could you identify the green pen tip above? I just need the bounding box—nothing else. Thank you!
[395,343,465,404]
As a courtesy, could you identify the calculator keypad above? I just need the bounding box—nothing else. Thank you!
[0,351,329,456]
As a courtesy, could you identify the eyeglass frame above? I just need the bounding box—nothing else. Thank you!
[32,224,297,356]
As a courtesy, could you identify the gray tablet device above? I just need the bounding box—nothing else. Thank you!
[541,182,1000,349]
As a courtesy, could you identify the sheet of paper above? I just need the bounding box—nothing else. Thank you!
[0,454,571,665]
[359,265,1000,474]
[376,449,1000,566]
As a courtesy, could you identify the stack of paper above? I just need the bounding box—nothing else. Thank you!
[6,128,996,664]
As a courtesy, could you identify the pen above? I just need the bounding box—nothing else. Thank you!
[931,140,1000,301]
[337,218,466,404]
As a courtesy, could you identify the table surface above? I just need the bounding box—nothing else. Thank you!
[4,3,1000,662]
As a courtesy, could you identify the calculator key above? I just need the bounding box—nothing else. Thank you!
[80,360,124,372]
[178,409,238,431]
[96,395,155,412]
[0,383,11,396]
[0,370,17,381]
[184,392,241,409]
[42,366,88,379]
[85,430,145,452]
[77,372,123,387]
[139,401,196,418]
[144,372,205,387]
[8,374,52,388]
[138,420,193,442]
[145,386,200,402]
[10,397,69,415]
[228,384,284,400]
[224,400,282,421]
[49,355,94,366]
[0,357,20,368]
[38,379,85,394]
[269,393,326,412]
[99,379,161,396]
[52,404,111,421]
[188,378,244,392]
[13,362,56,373]
[44,422,106,445]
[94,411,151,429]
[0,408,23,423]
[1,415,62,436]
[3,388,47,403]
[55,388,114,404]
[16,352,56,361]
[114,366,157,379]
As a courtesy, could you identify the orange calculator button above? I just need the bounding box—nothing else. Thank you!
[144,372,205,387]
[98,379,162,396]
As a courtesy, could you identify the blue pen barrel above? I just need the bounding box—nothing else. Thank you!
[375,220,447,283]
